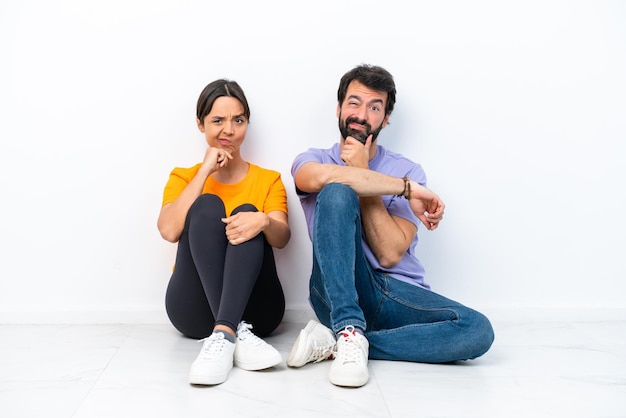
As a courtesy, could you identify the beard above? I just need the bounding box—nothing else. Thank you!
[338,115,383,144]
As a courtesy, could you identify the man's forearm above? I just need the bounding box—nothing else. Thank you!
[324,164,406,197]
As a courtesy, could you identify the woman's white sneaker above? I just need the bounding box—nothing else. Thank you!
[189,332,235,385]
[234,321,282,371]
[328,326,369,387]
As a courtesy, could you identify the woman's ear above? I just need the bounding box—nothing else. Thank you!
[196,118,205,132]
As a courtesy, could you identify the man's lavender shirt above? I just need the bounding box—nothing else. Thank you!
[291,142,431,290]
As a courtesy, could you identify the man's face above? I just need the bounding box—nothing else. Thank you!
[337,80,388,144]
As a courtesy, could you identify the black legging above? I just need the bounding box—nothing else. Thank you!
[165,194,285,339]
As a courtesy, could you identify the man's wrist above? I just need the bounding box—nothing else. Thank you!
[396,176,411,199]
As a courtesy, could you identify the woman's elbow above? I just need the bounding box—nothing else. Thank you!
[272,229,291,249]
[159,230,180,243]
[157,222,180,243]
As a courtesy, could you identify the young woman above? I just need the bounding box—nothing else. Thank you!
[158,79,290,385]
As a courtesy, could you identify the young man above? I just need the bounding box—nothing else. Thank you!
[287,64,494,388]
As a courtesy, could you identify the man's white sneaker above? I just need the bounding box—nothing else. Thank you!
[234,321,282,371]
[328,326,369,387]
[189,332,235,385]
[287,319,336,367]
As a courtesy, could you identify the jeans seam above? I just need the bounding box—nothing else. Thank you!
[368,273,388,331]
[310,284,330,312]
[377,275,462,326]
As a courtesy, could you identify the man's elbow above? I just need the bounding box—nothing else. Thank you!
[378,251,404,269]
[295,164,335,194]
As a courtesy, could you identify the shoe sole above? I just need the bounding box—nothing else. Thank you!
[189,371,229,385]
[234,352,282,371]
[329,376,369,388]
[286,319,320,367]
[329,370,369,388]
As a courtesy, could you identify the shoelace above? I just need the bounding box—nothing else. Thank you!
[310,341,336,363]
[237,321,266,347]
[336,326,365,364]
[197,333,228,360]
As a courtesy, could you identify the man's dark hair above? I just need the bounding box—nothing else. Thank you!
[337,64,396,117]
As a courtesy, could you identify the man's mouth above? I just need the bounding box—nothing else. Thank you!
[349,122,365,131]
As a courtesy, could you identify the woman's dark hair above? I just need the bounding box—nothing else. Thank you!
[337,64,396,117]
[196,79,250,125]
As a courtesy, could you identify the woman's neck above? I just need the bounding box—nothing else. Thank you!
[211,157,249,184]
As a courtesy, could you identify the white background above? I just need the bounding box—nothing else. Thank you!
[1,0,624,323]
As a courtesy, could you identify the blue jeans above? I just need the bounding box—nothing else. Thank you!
[309,183,494,363]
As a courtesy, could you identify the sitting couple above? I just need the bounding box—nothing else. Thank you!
[157,64,494,388]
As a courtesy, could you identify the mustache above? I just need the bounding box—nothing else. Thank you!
[345,117,371,131]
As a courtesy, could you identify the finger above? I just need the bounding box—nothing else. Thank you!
[345,136,359,146]
[416,214,433,231]
[364,134,373,148]
[428,210,443,221]
[229,236,245,246]
[429,200,444,217]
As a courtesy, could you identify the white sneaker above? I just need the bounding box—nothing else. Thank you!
[287,319,336,368]
[328,326,369,387]
[189,332,235,385]
[234,321,282,371]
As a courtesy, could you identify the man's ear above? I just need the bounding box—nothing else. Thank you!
[381,114,390,129]
[196,118,204,132]
[336,104,341,119]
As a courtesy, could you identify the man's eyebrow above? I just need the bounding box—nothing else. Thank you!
[346,94,384,106]
[366,98,384,107]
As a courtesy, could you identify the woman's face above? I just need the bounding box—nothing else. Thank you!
[197,96,248,156]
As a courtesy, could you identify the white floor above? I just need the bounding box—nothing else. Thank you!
[1,314,625,418]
